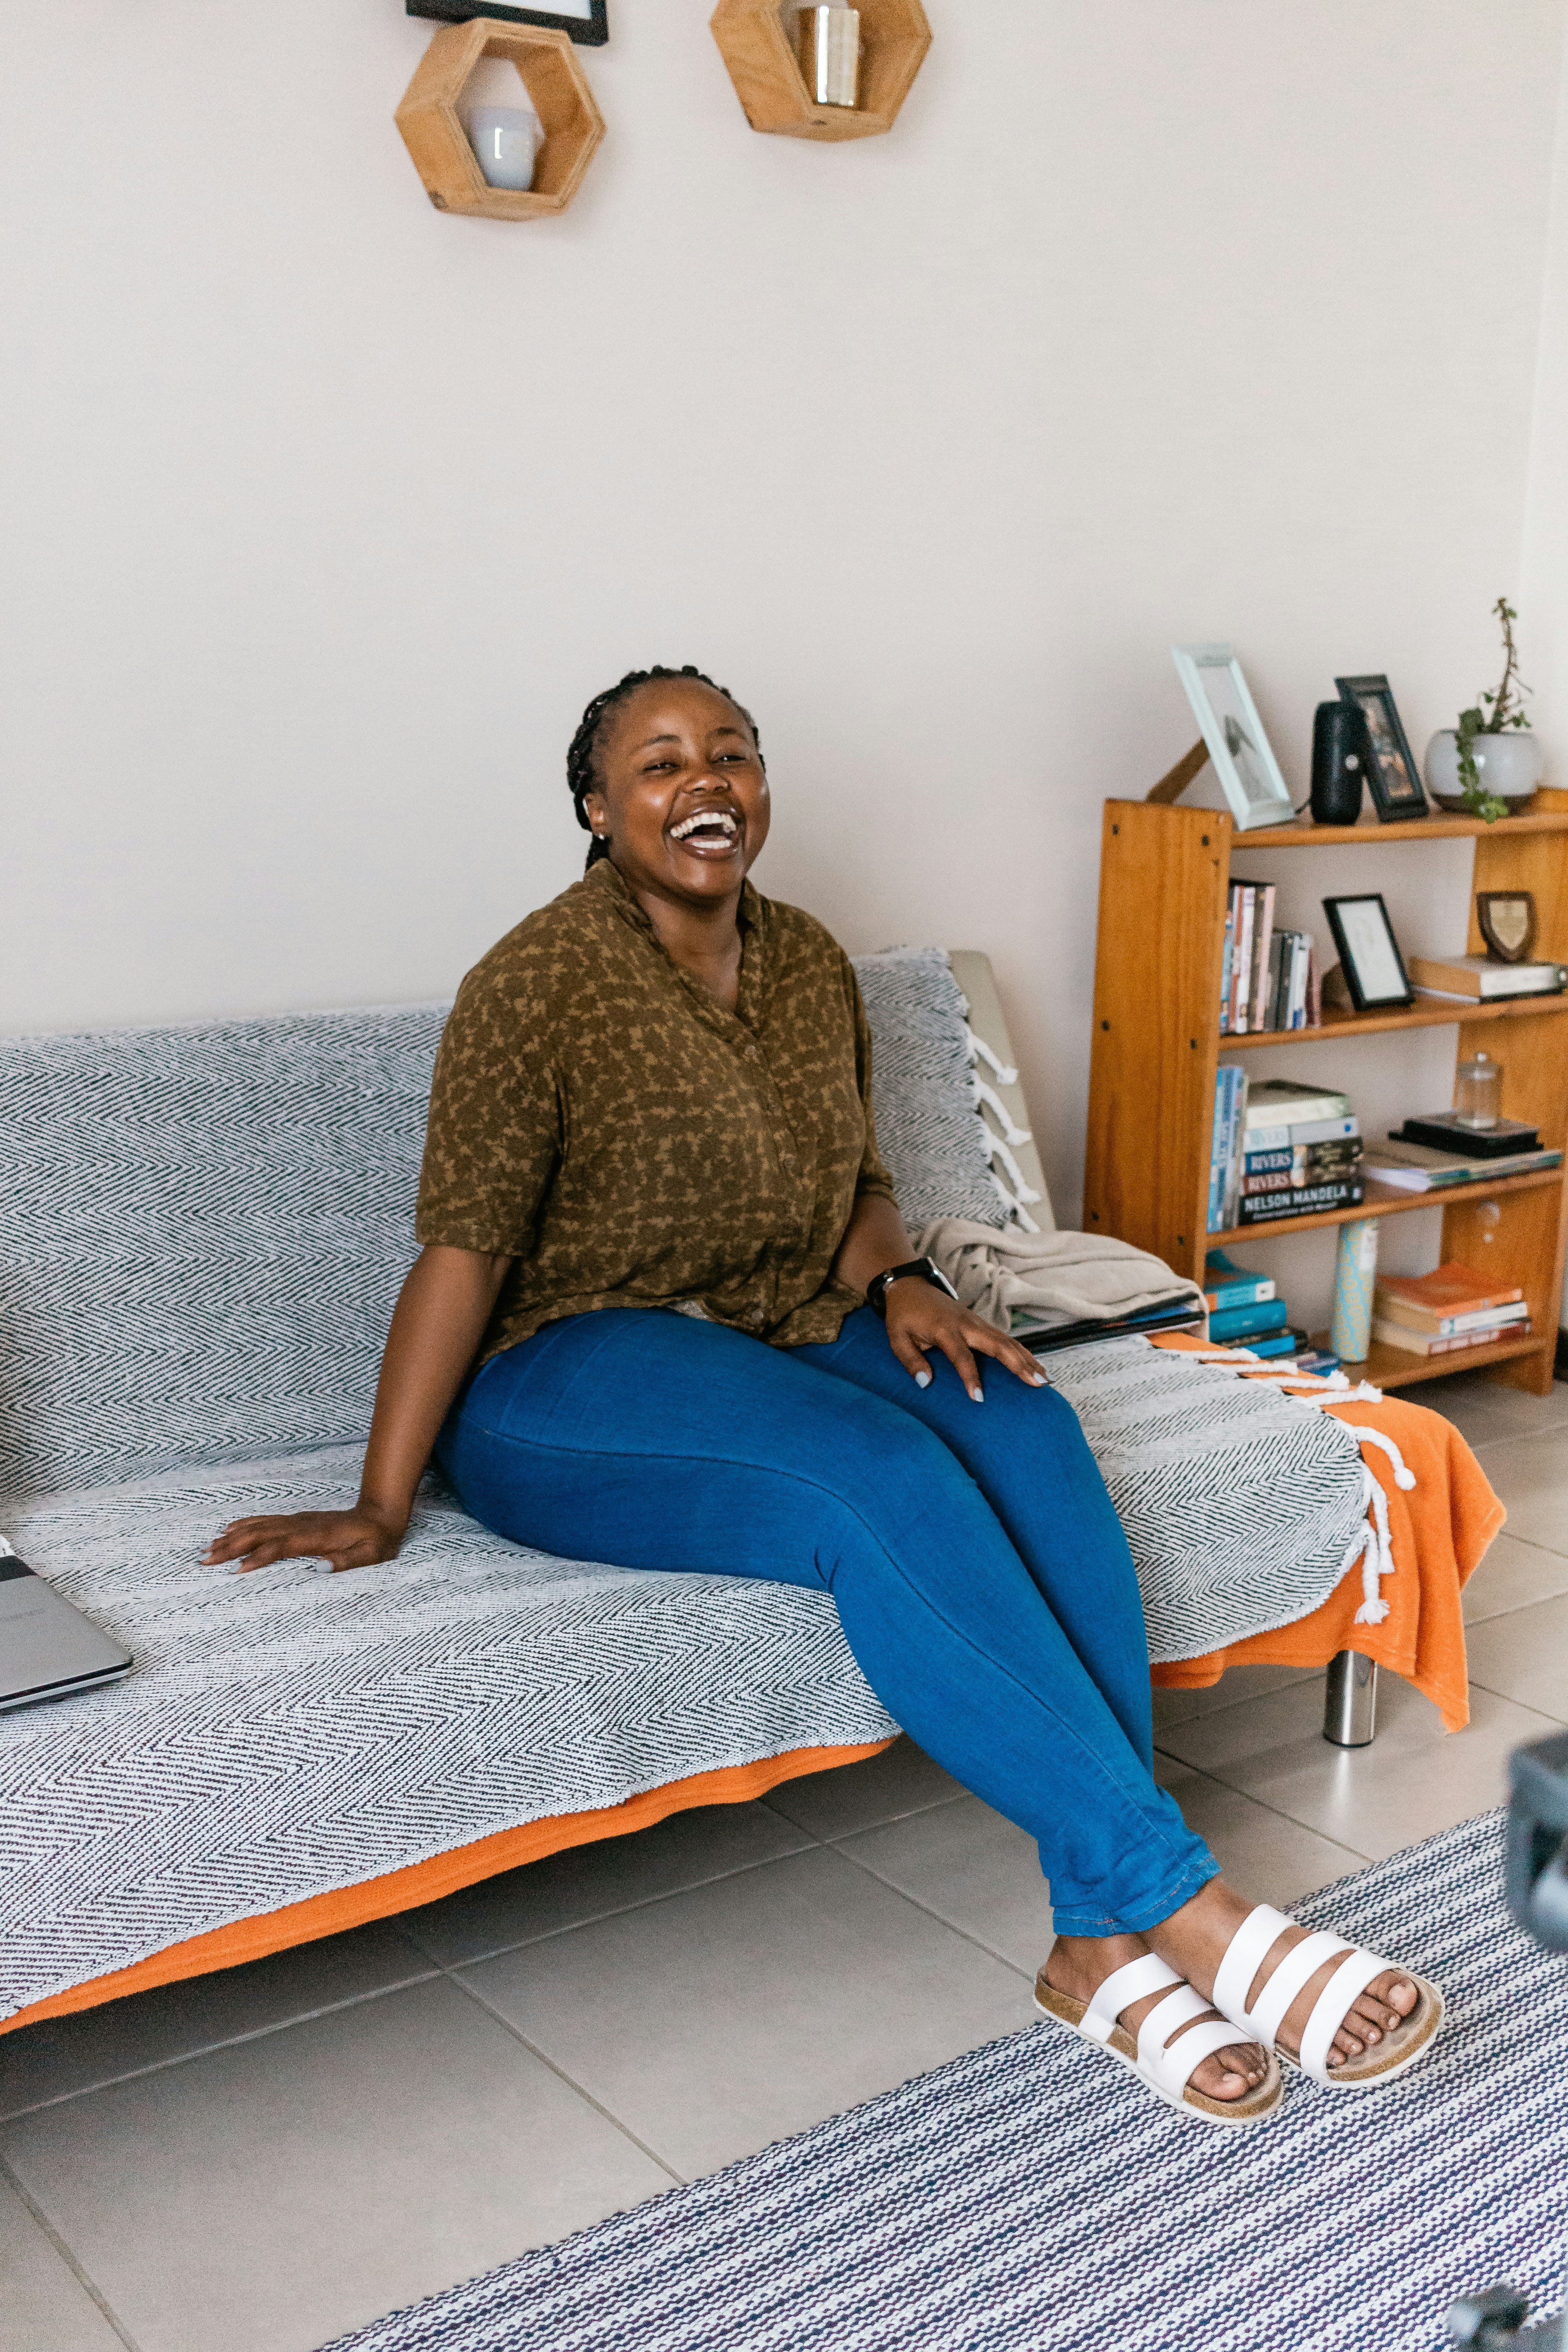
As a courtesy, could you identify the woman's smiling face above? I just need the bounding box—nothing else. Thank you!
[583,677,770,906]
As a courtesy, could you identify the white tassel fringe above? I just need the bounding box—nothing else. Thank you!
[1158,1345,1414,1626]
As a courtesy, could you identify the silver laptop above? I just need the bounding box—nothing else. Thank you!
[0,1545,132,1710]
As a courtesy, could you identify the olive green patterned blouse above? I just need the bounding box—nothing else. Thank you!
[415,858,896,1365]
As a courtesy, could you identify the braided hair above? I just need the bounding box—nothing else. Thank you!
[567,665,764,872]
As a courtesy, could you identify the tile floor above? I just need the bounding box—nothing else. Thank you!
[5,1370,1566,2352]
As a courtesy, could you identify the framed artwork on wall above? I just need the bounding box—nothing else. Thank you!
[406,0,608,41]
[1334,674,1429,822]
[1170,644,1296,831]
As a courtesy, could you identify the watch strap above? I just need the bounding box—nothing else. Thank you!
[867,1257,959,1319]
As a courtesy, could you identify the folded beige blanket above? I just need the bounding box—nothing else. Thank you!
[913,1218,1204,1333]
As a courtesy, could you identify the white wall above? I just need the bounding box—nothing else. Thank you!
[1524,16,1568,819]
[1521,15,1568,1328]
[4,0,1565,1290]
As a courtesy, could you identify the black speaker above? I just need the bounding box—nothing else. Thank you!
[1310,701,1368,825]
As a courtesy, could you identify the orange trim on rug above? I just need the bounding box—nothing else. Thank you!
[1,1739,895,2038]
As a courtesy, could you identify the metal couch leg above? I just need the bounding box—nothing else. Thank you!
[1323,1650,1378,1747]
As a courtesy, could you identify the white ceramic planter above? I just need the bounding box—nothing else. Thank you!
[1424,728,1544,809]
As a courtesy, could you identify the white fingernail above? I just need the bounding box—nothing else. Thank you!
[970,1387,984,1403]
[1031,1373,1049,1387]
[915,1370,932,1389]
[306,1561,335,1576]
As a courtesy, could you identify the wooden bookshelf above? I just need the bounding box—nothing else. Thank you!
[1208,1166,1564,1249]
[1240,809,1568,847]
[1225,993,1568,1049]
[1320,1329,1545,1389]
[1083,791,1568,1397]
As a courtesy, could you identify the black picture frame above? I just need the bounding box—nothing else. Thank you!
[406,0,608,42]
[1334,674,1429,822]
[1322,892,1415,1012]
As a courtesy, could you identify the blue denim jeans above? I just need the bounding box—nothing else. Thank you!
[437,1306,1217,1936]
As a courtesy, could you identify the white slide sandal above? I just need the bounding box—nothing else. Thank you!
[1035,1951,1284,2127]
[1211,1903,1444,2089]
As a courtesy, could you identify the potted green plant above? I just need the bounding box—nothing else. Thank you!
[1424,598,1544,819]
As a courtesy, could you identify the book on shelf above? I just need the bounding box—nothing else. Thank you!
[1264,929,1314,1030]
[1372,1316,1534,1359]
[1235,1176,1363,1226]
[1293,1346,1342,1377]
[1395,1112,1541,1159]
[1382,1260,1523,1336]
[1245,1080,1352,1129]
[1218,886,1320,1033]
[1203,1251,1276,1311]
[1408,952,1568,1001]
[1227,887,1255,1034]
[1210,1073,1365,1230]
[1207,1065,1247,1232]
[1363,1137,1564,1191]
[1248,1328,1307,1360]
[1250,885,1275,1033]
[1378,1296,1531,1338]
[1245,1113,1359,1153]
[1243,1139,1362,1194]
[1207,1297,1290,1343]
[1375,1263,1525,1323]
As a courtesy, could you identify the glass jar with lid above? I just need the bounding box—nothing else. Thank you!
[1454,1050,1502,1131]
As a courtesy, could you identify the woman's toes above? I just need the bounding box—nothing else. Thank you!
[1387,1975,1417,2016]
[1191,2042,1264,2100]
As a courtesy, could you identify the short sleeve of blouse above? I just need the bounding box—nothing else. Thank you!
[415,960,560,1258]
[847,957,897,1204]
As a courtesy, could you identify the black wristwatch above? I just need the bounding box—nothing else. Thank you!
[866,1257,959,1320]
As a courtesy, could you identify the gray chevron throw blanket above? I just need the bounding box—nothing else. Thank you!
[0,976,1367,2020]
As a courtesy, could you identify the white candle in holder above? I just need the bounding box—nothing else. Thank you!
[464,103,542,191]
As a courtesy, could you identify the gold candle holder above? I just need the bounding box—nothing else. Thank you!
[799,5,860,108]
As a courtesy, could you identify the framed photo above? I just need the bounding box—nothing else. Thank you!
[1171,645,1296,832]
[406,0,608,41]
[1334,674,1428,822]
[1476,891,1538,964]
[1323,892,1414,1012]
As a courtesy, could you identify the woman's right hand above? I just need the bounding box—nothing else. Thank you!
[201,1505,407,1575]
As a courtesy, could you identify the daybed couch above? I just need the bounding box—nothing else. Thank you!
[0,951,1500,2038]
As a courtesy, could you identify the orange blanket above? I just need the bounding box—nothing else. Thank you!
[1147,1335,1504,1731]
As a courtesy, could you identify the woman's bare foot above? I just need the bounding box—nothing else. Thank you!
[1044,1932,1270,2102]
[1146,1880,1419,2068]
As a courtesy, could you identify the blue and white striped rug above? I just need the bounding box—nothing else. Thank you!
[319,1811,1567,2352]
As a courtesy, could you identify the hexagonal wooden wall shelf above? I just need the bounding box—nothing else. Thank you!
[710,0,931,142]
[396,18,604,220]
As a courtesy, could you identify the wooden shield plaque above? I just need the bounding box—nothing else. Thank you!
[1477,891,1538,964]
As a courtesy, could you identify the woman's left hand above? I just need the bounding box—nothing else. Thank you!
[881,1283,1050,1401]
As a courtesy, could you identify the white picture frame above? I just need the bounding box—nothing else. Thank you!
[1171,644,1296,832]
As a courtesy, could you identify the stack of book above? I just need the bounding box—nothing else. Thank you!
[1363,1133,1563,1192]
[1372,1262,1534,1359]
[1220,883,1321,1035]
[1208,1076,1365,1233]
[1409,952,1568,1003]
[1203,1251,1329,1364]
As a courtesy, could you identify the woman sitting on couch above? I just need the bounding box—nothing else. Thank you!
[206,665,1440,2127]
